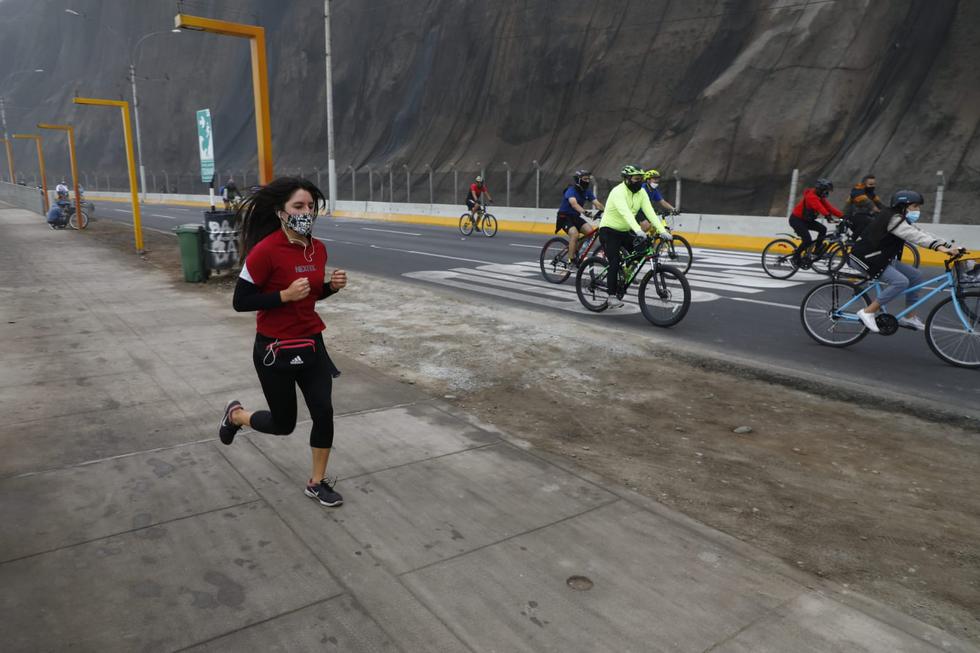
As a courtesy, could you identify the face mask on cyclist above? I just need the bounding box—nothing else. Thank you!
[279,210,316,237]
[626,179,644,193]
[578,179,591,189]
[648,180,660,189]
[905,209,921,223]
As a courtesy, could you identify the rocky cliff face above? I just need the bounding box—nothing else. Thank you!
[0,0,977,222]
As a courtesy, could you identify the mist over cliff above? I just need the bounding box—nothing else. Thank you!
[1,0,977,221]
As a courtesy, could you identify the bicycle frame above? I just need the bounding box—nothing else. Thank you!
[834,270,975,331]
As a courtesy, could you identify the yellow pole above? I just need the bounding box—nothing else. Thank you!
[12,133,48,212]
[38,124,83,228]
[73,98,143,252]
[0,137,13,184]
[174,14,273,184]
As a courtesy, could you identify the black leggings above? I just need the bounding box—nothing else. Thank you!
[599,227,636,297]
[250,333,338,449]
[789,216,826,257]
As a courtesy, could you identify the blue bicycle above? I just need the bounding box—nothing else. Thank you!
[799,250,980,368]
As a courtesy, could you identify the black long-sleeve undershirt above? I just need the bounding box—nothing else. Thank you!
[232,277,337,312]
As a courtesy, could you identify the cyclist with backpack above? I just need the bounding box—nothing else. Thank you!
[789,178,842,265]
[850,189,961,332]
[555,169,604,266]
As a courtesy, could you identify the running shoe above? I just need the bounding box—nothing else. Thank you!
[218,400,243,445]
[856,309,880,333]
[899,315,925,331]
[605,294,625,310]
[305,478,343,507]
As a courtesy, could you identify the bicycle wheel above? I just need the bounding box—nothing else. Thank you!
[822,243,847,274]
[458,214,474,236]
[761,238,799,279]
[812,242,842,275]
[539,237,571,283]
[482,214,498,237]
[925,291,980,368]
[902,243,921,268]
[799,280,871,347]
[656,235,693,274]
[69,209,89,230]
[638,265,691,327]
[575,256,609,312]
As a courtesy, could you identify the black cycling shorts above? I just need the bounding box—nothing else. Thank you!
[556,212,587,234]
[466,198,480,210]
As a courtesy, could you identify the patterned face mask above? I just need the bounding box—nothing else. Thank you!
[280,211,316,237]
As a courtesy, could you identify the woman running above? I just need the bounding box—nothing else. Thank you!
[218,177,348,507]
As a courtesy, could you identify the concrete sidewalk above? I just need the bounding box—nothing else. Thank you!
[0,205,973,653]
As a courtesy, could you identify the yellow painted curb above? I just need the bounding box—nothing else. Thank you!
[88,200,955,266]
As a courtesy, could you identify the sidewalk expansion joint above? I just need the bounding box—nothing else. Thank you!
[5,437,216,480]
[0,498,262,566]
[396,496,620,579]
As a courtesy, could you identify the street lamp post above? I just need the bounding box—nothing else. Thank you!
[130,31,180,202]
[38,123,83,227]
[502,161,511,206]
[73,96,144,253]
[424,163,433,207]
[347,164,355,201]
[387,163,393,203]
[403,164,410,203]
[366,165,373,202]
[531,160,540,209]
[174,13,274,184]
[12,134,48,212]
[323,0,337,214]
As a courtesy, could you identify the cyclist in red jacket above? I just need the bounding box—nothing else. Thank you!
[789,178,842,265]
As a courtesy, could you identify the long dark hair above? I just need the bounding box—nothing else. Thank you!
[237,176,326,263]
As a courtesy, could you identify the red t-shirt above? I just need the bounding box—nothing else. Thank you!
[239,229,328,338]
[470,182,487,197]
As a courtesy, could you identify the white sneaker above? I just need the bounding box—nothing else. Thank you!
[899,315,925,331]
[856,308,880,333]
[606,295,625,309]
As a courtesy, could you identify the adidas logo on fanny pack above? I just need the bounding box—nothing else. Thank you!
[290,356,303,365]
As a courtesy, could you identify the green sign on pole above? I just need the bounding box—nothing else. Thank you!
[196,108,214,183]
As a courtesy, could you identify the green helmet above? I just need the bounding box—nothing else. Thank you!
[644,168,661,180]
[620,164,644,178]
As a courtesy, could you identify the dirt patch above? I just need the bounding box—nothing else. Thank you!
[90,218,980,644]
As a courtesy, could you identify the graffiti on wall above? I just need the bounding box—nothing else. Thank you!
[205,215,239,269]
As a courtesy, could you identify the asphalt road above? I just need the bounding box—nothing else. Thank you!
[100,202,979,417]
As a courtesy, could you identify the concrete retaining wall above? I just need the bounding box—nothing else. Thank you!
[84,191,980,259]
[1,182,47,214]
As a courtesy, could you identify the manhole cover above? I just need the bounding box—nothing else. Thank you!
[566,575,593,591]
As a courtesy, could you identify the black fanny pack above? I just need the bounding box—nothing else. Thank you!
[260,337,318,370]
[256,334,342,378]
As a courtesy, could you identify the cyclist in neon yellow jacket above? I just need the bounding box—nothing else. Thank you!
[598,164,671,308]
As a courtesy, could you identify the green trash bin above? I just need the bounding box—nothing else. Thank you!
[174,223,208,283]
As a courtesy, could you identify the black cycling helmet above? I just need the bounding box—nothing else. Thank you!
[573,169,592,188]
[815,178,834,194]
[889,189,924,210]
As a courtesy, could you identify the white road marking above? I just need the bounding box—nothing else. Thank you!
[368,244,495,265]
[112,208,129,213]
[728,297,798,310]
[508,243,542,249]
[150,213,177,220]
[361,227,421,236]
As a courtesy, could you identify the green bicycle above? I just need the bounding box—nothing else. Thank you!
[574,235,692,327]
